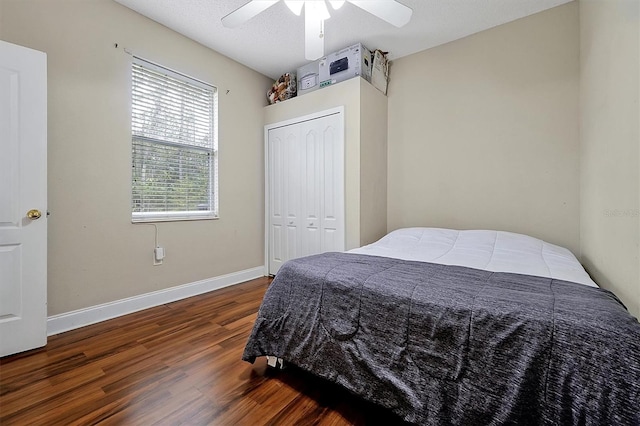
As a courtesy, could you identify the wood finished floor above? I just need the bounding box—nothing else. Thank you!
[0,277,408,425]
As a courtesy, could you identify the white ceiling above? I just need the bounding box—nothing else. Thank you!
[113,0,573,80]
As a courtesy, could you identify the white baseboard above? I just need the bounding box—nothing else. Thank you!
[47,266,265,336]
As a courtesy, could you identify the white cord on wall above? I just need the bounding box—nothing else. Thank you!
[152,223,159,248]
[141,223,164,265]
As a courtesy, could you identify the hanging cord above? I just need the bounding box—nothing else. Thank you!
[152,223,159,247]
[140,223,160,247]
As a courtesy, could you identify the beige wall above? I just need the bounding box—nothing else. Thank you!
[579,0,640,318]
[387,3,581,255]
[3,0,637,321]
[359,81,388,246]
[1,0,272,315]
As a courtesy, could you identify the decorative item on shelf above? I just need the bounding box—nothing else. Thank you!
[267,72,297,104]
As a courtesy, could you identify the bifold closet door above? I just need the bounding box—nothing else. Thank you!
[299,114,344,257]
[268,125,301,274]
[267,111,344,275]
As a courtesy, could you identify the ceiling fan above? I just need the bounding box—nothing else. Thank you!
[222,0,413,60]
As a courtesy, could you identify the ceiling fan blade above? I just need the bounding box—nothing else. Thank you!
[347,0,412,27]
[305,13,324,60]
[221,0,280,28]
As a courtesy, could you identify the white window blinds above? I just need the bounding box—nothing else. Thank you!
[131,57,218,222]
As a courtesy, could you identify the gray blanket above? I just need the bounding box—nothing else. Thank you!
[243,253,640,425]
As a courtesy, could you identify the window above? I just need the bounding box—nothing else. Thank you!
[131,57,218,222]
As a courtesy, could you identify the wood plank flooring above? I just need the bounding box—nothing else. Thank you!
[0,277,408,425]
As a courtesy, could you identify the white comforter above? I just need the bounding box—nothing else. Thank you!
[349,228,597,287]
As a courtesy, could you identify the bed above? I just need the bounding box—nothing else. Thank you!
[243,228,640,425]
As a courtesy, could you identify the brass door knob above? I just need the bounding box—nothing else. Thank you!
[26,209,42,220]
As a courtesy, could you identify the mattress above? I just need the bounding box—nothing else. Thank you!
[349,227,597,287]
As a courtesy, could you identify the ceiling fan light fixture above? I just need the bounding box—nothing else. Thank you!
[305,0,331,22]
[284,0,304,16]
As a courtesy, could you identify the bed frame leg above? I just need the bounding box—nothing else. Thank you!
[266,356,285,369]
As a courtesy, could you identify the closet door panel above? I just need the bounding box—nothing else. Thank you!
[302,125,322,256]
[268,130,285,272]
[319,116,344,253]
[284,129,300,261]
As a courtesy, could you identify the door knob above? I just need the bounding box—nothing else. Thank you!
[26,209,42,220]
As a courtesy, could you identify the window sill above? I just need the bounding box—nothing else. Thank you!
[132,213,219,223]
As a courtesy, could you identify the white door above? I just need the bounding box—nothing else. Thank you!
[267,127,286,273]
[300,113,344,255]
[284,128,301,263]
[0,41,47,357]
[301,120,322,257]
[267,125,302,273]
[266,109,343,275]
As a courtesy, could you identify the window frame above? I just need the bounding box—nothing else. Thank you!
[130,56,219,223]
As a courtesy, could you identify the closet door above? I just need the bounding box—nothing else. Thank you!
[267,108,344,275]
[283,128,301,263]
[267,127,286,273]
[300,113,344,255]
[319,114,343,253]
[300,121,322,257]
[268,124,302,274]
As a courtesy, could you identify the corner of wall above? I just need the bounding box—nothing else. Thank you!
[358,79,388,246]
[578,0,640,319]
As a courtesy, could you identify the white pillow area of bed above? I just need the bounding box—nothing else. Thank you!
[349,228,598,288]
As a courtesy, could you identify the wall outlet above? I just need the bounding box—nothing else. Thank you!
[154,247,164,265]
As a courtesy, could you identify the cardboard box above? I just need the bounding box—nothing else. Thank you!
[318,43,372,89]
[371,50,389,95]
[296,59,321,96]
